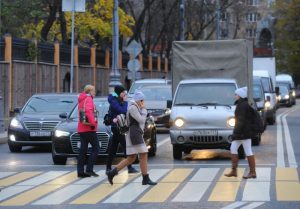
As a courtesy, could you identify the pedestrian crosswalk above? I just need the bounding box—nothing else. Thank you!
[0,167,299,206]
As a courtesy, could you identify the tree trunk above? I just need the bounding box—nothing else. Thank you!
[41,0,60,42]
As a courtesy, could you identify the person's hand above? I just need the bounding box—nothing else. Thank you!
[113,118,118,123]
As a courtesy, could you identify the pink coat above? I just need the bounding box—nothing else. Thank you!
[77,92,98,133]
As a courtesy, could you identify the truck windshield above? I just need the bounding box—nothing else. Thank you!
[174,83,236,106]
[260,77,272,93]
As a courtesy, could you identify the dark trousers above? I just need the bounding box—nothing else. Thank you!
[106,127,132,170]
[77,132,100,174]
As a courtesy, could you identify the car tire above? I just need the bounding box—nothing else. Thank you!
[8,142,22,152]
[268,112,276,125]
[52,150,67,165]
[252,134,261,146]
[148,130,157,157]
[173,145,182,160]
[238,146,245,159]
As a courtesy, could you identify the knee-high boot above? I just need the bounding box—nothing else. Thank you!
[243,155,256,179]
[224,154,239,177]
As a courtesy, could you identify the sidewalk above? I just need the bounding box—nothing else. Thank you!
[0,131,8,144]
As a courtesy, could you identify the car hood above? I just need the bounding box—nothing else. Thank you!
[18,113,63,121]
[144,100,167,110]
[170,105,235,129]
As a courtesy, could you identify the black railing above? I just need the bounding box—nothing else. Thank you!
[78,47,90,65]
[0,38,4,61]
[12,38,29,60]
[38,42,54,63]
[96,49,106,66]
[60,44,71,64]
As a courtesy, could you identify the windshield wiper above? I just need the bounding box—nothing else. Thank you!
[34,97,49,102]
[196,102,232,109]
[174,102,196,106]
[60,100,74,103]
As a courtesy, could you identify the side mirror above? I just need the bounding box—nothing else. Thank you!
[59,112,68,119]
[167,100,172,108]
[14,107,21,113]
[266,96,271,101]
[275,87,279,96]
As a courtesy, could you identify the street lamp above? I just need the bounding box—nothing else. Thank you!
[179,0,185,41]
[109,0,122,93]
[216,0,220,40]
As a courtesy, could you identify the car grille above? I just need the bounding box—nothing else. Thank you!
[24,121,60,131]
[148,109,164,116]
[189,135,223,143]
[70,132,109,154]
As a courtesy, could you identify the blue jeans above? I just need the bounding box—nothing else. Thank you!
[77,132,100,174]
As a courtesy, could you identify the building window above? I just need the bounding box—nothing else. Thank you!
[246,28,257,38]
[247,0,260,6]
[246,13,260,22]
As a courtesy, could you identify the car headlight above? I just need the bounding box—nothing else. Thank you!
[292,90,296,97]
[265,101,271,108]
[284,95,289,99]
[227,117,235,127]
[174,118,185,128]
[165,108,171,115]
[277,95,281,101]
[55,130,70,137]
[10,118,23,129]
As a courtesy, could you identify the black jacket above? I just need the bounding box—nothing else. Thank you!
[232,98,253,140]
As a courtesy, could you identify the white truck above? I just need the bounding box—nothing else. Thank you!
[170,40,253,160]
[253,57,277,124]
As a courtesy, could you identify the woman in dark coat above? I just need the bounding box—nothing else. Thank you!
[225,87,257,179]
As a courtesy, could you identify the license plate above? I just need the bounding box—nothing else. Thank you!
[30,131,51,137]
[194,130,217,136]
[77,142,101,148]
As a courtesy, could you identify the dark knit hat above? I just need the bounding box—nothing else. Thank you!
[114,85,126,96]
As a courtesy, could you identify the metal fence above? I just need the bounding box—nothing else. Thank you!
[0,96,4,133]
[0,38,4,61]
[12,38,29,61]
[38,42,54,63]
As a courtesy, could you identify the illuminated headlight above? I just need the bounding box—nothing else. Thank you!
[174,118,185,128]
[284,95,289,99]
[227,117,235,127]
[10,118,23,129]
[55,130,70,137]
[277,95,282,101]
[165,108,171,115]
[292,91,296,97]
[265,101,271,108]
[147,124,152,129]
[9,135,16,141]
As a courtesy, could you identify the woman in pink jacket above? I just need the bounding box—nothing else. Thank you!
[77,85,100,178]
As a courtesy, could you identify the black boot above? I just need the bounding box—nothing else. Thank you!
[107,168,118,185]
[142,174,157,185]
[128,166,139,174]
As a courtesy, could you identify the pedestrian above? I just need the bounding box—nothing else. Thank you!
[77,84,100,178]
[225,87,257,179]
[107,90,157,185]
[106,85,138,174]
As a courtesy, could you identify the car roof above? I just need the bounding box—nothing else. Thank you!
[31,93,79,98]
[138,84,171,89]
[133,79,170,84]
[179,78,236,84]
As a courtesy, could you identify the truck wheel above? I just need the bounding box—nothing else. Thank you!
[238,146,245,159]
[8,142,22,152]
[173,145,182,160]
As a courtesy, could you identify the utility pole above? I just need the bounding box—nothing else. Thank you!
[216,0,221,40]
[70,0,75,93]
[179,0,185,41]
[109,0,122,93]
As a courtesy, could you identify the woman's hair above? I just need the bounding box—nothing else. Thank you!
[84,84,95,94]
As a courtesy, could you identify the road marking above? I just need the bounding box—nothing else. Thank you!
[240,202,265,209]
[70,171,138,204]
[0,172,78,206]
[242,168,271,201]
[0,185,34,202]
[98,169,170,203]
[74,170,106,185]
[282,108,298,167]
[138,168,193,202]
[221,201,248,209]
[208,168,245,201]
[16,171,69,186]
[276,112,285,168]
[0,172,16,179]
[33,185,91,205]
[157,136,170,147]
[276,168,300,201]
[276,168,299,181]
[0,172,41,187]
[172,168,220,202]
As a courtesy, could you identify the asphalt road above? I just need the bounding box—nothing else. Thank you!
[0,101,299,209]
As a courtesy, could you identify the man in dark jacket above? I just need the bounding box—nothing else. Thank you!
[106,85,138,174]
[225,87,257,179]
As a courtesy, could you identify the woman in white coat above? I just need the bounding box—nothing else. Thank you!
[107,90,157,186]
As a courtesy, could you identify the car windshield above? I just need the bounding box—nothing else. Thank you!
[174,83,236,106]
[22,96,77,114]
[138,86,172,101]
[253,85,264,100]
[278,85,289,95]
[70,99,109,119]
[128,81,169,94]
[277,82,291,90]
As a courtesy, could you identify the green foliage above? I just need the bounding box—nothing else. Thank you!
[26,41,39,61]
[274,0,300,76]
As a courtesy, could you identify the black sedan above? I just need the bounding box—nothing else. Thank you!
[8,93,79,152]
[51,97,157,165]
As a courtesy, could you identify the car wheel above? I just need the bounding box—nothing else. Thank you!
[238,146,245,159]
[173,145,182,160]
[52,154,67,165]
[268,112,276,125]
[184,148,192,154]
[148,130,157,157]
[8,142,22,152]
